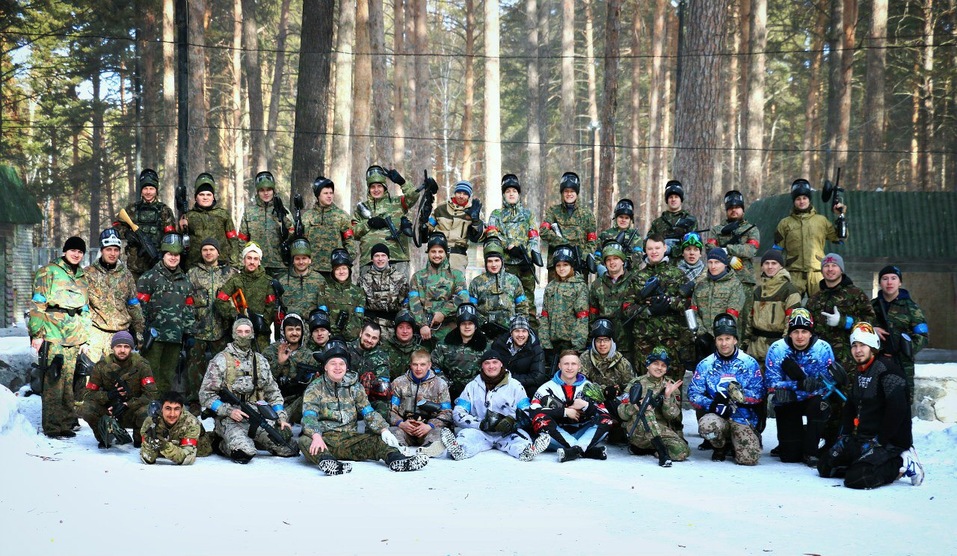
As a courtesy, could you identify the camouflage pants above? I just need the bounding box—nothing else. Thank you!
[790,270,823,298]
[79,401,148,445]
[388,424,445,448]
[283,395,304,425]
[87,326,118,363]
[41,342,79,436]
[144,341,181,395]
[697,413,761,465]
[214,417,299,458]
[140,425,213,465]
[505,264,539,325]
[454,428,533,460]
[186,337,228,404]
[739,285,754,348]
[624,410,690,461]
[298,430,396,464]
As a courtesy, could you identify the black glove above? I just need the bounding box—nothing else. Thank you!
[399,216,414,237]
[466,199,482,220]
[425,177,439,195]
[773,388,797,405]
[111,403,128,419]
[272,196,288,219]
[603,385,621,403]
[780,358,805,382]
[386,169,405,185]
[506,245,525,260]
[799,375,824,393]
[708,397,733,418]
[649,295,672,316]
[107,388,124,403]
[368,216,387,230]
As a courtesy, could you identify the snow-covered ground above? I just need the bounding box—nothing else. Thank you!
[1,383,955,556]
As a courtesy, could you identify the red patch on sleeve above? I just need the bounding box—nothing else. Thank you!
[216,291,230,302]
[528,229,539,238]
[622,302,631,310]
[185,296,194,306]
[265,294,277,304]
[747,238,760,248]
[484,226,499,234]
[690,305,698,312]
[575,311,589,319]
[706,238,718,246]
[342,229,354,239]
[225,230,238,239]
[136,292,151,303]
[784,308,794,316]
[141,376,155,386]
[238,232,250,242]
[163,225,175,233]
[586,232,597,242]
[589,307,599,315]
[540,310,549,318]
[86,383,100,391]
[180,438,198,447]
[540,222,551,231]
[727,308,740,318]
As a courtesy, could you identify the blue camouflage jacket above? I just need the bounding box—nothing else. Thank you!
[764,336,836,404]
[689,348,765,428]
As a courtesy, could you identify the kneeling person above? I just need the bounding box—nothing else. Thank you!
[387,349,453,457]
[81,331,158,449]
[619,347,689,466]
[140,391,212,465]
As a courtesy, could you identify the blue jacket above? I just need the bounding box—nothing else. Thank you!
[764,336,836,404]
[689,348,765,429]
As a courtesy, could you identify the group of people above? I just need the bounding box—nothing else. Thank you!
[27,167,928,489]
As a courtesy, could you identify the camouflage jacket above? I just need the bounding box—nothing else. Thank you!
[302,203,356,272]
[539,202,598,268]
[320,278,366,341]
[408,261,468,327]
[84,259,145,335]
[647,209,698,242]
[114,199,176,275]
[599,225,644,269]
[183,204,241,268]
[239,197,292,269]
[360,265,410,316]
[382,336,424,380]
[429,199,483,250]
[579,344,636,394]
[707,218,760,285]
[300,372,389,436]
[432,328,489,399]
[137,263,195,343]
[29,258,91,345]
[200,342,287,422]
[215,266,279,327]
[806,275,876,371]
[388,368,453,428]
[278,268,326,321]
[347,339,392,380]
[773,207,840,273]
[263,341,303,385]
[872,289,929,363]
[749,269,803,361]
[468,270,532,332]
[485,200,541,266]
[540,274,589,350]
[187,262,237,342]
[352,184,421,264]
[139,410,202,465]
[618,373,683,432]
[629,259,689,339]
[83,352,157,414]
[588,269,638,345]
[691,270,747,336]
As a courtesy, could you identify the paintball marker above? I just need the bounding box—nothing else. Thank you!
[107,378,131,419]
[272,280,286,342]
[175,334,192,380]
[876,300,914,362]
[626,381,676,468]
[29,341,64,395]
[117,209,160,267]
[175,182,190,254]
[140,325,158,354]
[719,220,757,246]
[781,357,846,402]
[74,352,94,392]
[822,168,847,240]
[622,275,663,326]
[218,388,293,449]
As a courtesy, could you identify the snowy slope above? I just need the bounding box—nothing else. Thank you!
[2,388,955,556]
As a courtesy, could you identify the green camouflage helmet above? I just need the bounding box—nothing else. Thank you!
[645,346,671,367]
[160,233,184,254]
[255,171,276,191]
[289,238,312,257]
[483,240,505,261]
[195,172,215,189]
[601,242,626,262]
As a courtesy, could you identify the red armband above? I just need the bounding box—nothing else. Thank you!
[185,296,194,306]
[575,311,589,319]
[484,226,499,235]
[342,229,354,239]
[401,197,410,211]
[238,232,250,242]
[540,222,551,231]
[141,376,156,386]
[216,291,231,302]
[622,302,631,310]
[180,438,198,447]
[163,225,176,233]
[706,238,718,246]
[265,294,277,304]
[747,238,760,248]
[540,310,549,318]
[586,232,598,242]
[85,383,100,391]
[726,308,740,318]
[589,307,599,315]
[690,305,698,312]
[528,229,539,238]
[136,292,151,303]
[784,308,794,316]
[226,230,238,239]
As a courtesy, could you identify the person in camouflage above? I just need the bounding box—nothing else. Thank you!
[676,232,707,285]
[359,243,410,341]
[707,190,760,340]
[588,243,638,362]
[579,319,637,405]
[29,237,92,437]
[381,310,424,380]
[319,248,366,341]
[432,303,489,400]
[302,176,356,281]
[200,318,298,462]
[772,179,845,296]
[263,314,308,423]
[239,171,293,279]
[427,180,485,274]
[539,172,598,282]
[85,228,145,362]
[647,180,699,261]
[688,314,765,465]
[618,347,689,466]
[140,390,213,465]
[539,246,589,359]
[348,321,393,419]
[387,349,453,458]
[691,249,746,338]
[136,234,195,396]
[485,174,543,300]
[215,242,280,352]
[408,233,469,345]
[298,344,429,474]
[80,331,158,448]
[629,235,694,379]
[185,238,237,409]
[468,240,532,334]
[748,250,803,367]
[277,238,326,320]
[352,165,422,278]
[180,173,241,269]
[113,168,176,279]
[871,265,929,405]
[596,199,645,273]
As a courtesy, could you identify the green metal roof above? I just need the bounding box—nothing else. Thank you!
[0,165,43,224]
[744,191,957,261]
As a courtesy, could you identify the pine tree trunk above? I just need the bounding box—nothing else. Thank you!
[393,0,406,164]
[352,0,372,187]
[646,0,667,227]
[629,5,643,228]
[598,0,622,229]
[744,0,767,198]
[801,2,827,179]
[561,0,576,170]
[484,0,502,207]
[918,0,935,190]
[525,0,542,208]
[413,0,430,175]
[461,0,476,179]
[267,0,292,162]
[862,0,887,189]
[230,0,244,217]
[369,0,392,163]
[331,0,356,207]
[162,0,176,206]
[187,0,207,182]
[141,0,161,170]
[90,65,103,240]
[242,0,266,172]
[585,0,600,194]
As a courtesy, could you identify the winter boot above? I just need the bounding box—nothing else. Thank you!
[557,446,583,463]
[698,439,714,451]
[652,437,673,468]
[230,451,253,464]
[769,445,781,458]
[381,429,417,456]
[629,444,657,456]
[386,452,429,472]
[900,447,925,486]
[583,446,607,460]
[441,428,466,461]
[519,434,551,462]
[711,446,728,462]
[317,455,352,475]
[418,441,447,458]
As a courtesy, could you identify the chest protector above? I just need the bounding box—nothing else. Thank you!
[135,202,163,245]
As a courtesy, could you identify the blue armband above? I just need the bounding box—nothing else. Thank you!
[127,297,140,306]
[469,296,479,305]
[303,410,317,418]
[428,217,437,226]
[454,398,471,413]
[457,290,470,298]
[914,323,928,335]
[32,293,47,303]
[408,291,420,298]
[514,294,527,304]
[517,397,531,410]
[354,307,364,314]
[844,316,854,330]
[771,244,783,251]
[360,405,374,417]
[210,400,223,412]
[319,305,328,312]
[272,404,283,413]
[391,395,401,406]
[440,401,452,410]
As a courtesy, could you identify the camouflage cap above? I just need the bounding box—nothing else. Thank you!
[645,346,671,367]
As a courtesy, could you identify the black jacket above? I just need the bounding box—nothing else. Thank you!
[842,354,912,449]
[490,332,547,398]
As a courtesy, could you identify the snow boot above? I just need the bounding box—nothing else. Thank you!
[698,439,714,451]
[441,428,466,461]
[381,429,417,456]
[769,445,781,458]
[387,452,429,472]
[711,446,728,462]
[900,447,925,486]
[652,437,673,468]
[317,455,352,475]
[230,451,253,464]
[558,446,583,463]
[583,446,607,460]
[418,441,447,458]
[519,434,551,462]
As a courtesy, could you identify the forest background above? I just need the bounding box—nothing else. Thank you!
[2,0,954,249]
